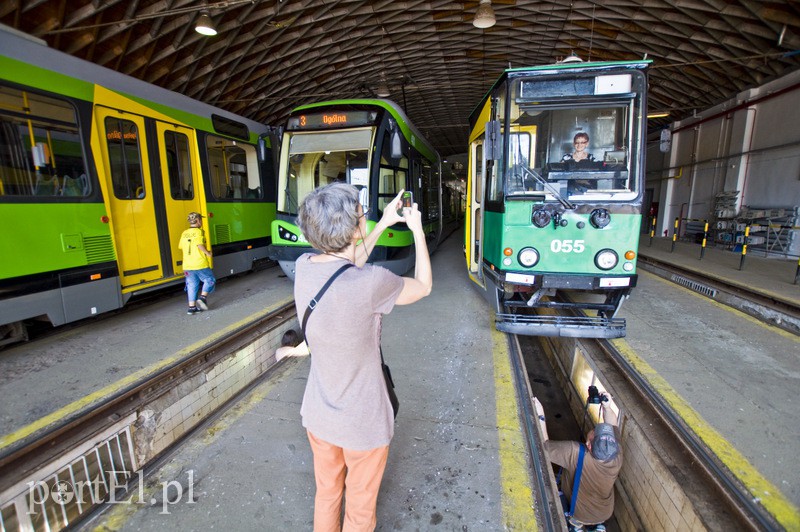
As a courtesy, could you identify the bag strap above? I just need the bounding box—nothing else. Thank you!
[301,263,353,346]
[567,443,586,517]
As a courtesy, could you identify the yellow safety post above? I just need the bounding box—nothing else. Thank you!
[700,220,708,259]
[670,217,679,252]
[649,216,656,246]
[739,225,749,270]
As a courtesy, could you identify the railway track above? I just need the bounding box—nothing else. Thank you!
[637,255,800,335]
[0,301,297,531]
[511,325,783,531]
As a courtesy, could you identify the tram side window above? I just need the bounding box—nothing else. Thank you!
[0,86,89,198]
[164,130,194,199]
[105,117,144,199]
[206,135,261,200]
[378,131,408,213]
[420,162,439,221]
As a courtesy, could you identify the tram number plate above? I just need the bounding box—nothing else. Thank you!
[550,239,585,253]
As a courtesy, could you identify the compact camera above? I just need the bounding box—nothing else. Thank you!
[587,385,608,405]
[398,191,413,214]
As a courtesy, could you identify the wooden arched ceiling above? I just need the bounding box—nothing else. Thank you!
[2,0,799,157]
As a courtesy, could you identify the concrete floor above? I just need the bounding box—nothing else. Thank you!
[88,234,539,531]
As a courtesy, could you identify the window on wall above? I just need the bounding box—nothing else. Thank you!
[205,134,261,200]
[164,130,194,200]
[105,117,144,199]
[0,85,89,198]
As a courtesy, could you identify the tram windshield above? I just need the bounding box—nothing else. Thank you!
[504,77,641,202]
[278,128,372,214]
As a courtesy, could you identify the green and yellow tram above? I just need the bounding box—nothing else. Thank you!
[0,27,277,344]
[466,59,650,338]
[268,99,447,278]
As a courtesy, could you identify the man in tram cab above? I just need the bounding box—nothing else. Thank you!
[535,394,623,532]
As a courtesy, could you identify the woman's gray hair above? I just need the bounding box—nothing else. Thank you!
[297,182,360,253]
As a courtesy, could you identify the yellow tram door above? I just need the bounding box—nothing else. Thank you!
[94,107,164,288]
[154,121,203,275]
[466,139,485,286]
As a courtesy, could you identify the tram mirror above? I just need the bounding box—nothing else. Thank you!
[258,137,267,162]
[358,187,369,213]
[485,121,501,161]
[391,129,403,159]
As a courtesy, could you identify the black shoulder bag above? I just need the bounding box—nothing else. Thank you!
[301,263,399,419]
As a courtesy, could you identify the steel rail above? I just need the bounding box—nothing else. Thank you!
[0,300,296,492]
[597,337,781,531]
[506,333,562,531]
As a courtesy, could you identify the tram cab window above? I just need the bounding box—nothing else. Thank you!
[205,135,261,200]
[507,100,638,201]
[505,78,641,201]
[0,86,89,199]
[105,117,145,200]
[279,129,372,215]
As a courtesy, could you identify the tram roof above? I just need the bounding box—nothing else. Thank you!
[469,60,652,125]
[292,99,440,164]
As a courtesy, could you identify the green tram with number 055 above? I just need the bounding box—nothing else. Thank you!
[267,99,459,279]
[466,59,650,338]
[0,26,278,345]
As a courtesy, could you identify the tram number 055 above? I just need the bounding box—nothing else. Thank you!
[550,239,585,253]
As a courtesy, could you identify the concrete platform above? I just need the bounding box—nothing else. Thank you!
[626,236,800,510]
[0,266,294,447]
[90,234,539,531]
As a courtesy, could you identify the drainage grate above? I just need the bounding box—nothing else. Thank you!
[0,419,137,532]
[671,274,718,298]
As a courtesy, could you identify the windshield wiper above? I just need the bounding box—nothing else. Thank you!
[518,165,575,210]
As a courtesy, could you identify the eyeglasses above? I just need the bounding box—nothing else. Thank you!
[574,140,588,145]
[359,207,371,219]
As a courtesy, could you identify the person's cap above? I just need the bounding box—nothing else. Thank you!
[591,423,619,461]
[187,212,204,223]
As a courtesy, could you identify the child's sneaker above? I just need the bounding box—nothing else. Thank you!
[187,306,202,315]
[196,297,209,311]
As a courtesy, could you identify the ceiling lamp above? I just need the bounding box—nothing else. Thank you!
[195,12,217,36]
[376,82,391,98]
[473,0,496,29]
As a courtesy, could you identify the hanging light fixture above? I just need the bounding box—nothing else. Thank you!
[376,82,390,98]
[195,12,217,36]
[473,0,496,29]
[376,72,390,98]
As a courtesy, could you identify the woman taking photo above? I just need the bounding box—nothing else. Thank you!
[294,183,432,531]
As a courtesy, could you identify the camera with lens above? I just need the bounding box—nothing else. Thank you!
[587,385,608,405]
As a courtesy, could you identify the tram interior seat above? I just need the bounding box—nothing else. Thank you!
[62,174,88,196]
[35,174,60,195]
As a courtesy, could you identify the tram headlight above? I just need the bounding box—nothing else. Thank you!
[532,209,551,228]
[518,247,540,268]
[590,208,611,229]
[278,225,299,242]
[594,249,618,270]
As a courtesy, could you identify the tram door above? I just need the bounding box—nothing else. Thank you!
[94,107,164,289]
[154,122,203,274]
[467,139,485,285]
